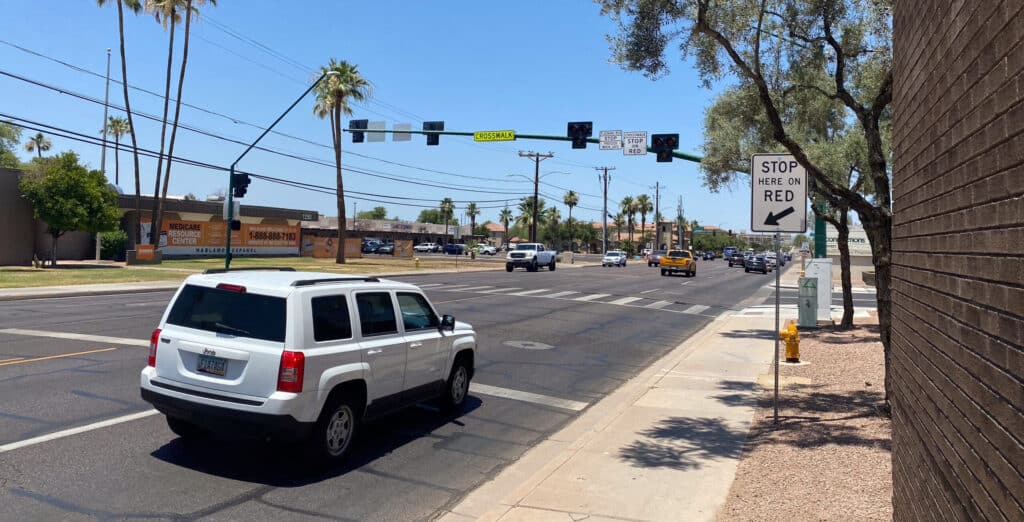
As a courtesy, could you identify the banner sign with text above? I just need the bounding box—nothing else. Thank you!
[142,220,300,256]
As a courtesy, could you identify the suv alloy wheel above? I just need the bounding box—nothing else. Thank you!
[314,397,359,461]
[442,357,471,411]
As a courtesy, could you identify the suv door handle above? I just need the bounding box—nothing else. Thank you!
[409,342,423,349]
[367,349,383,355]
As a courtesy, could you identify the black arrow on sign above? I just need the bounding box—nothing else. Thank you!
[764,207,795,225]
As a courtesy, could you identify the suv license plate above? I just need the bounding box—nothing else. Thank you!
[196,354,227,376]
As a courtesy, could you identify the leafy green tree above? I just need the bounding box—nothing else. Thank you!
[516,197,547,234]
[474,220,492,238]
[601,0,896,410]
[314,58,371,264]
[24,132,52,159]
[19,152,120,267]
[563,190,579,250]
[498,207,513,248]
[97,0,144,244]
[102,116,130,185]
[0,121,22,168]
[416,208,444,224]
[612,212,625,240]
[356,206,388,219]
[147,0,218,246]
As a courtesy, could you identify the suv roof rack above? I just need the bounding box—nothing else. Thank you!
[203,267,297,274]
[291,277,380,287]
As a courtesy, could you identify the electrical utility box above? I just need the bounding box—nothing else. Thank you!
[798,277,818,328]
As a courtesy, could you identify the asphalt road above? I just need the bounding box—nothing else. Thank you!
[0,259,815,520]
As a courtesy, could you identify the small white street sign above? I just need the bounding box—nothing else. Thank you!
[599,130,622,150]
[750,153,807,233]
[623,131,647,156]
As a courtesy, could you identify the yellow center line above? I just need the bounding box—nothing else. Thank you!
[0,347,117,367]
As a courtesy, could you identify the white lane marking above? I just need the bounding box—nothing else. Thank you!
[451,286,494,292]
[680,281,691,286]
[507,289,550,296]
[545,291,578,299]
[0,328,149,347]
[124,302,164,307]
[469,383,588,412]
[0,409,159,454]
[682,305,710,315]
[477,287,522,294]
[435,284,471,290]
[640,288,659,294]
[645,300,673,309]
[574,293,610,302]
[417,283,443,288]
[608,296,642,306]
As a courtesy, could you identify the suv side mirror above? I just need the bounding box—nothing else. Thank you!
[441,314,456,332]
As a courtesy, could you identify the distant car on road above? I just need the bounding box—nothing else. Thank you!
[443,243,467,255]
[377,243,395,254]
[660,249,697,277]
[727,252,746,267]
[414,242,440,253]
[602,251,627,267]
[475,245,497,255]
[745,255,768,274]
[648,250,666,267]
[703,251,715,260]
[723,246,738,259]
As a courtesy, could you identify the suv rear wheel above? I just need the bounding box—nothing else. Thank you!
[313,397,359,462]
[506,263,513,272]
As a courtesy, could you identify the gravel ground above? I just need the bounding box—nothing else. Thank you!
[717,316,892,521]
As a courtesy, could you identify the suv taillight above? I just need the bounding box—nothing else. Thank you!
[277,350,304,393]
[148,328,161,367]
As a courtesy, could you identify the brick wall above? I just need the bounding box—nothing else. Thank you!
[892,1,1024,520]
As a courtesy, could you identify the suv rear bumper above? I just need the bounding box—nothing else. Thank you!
[142,388,313,441]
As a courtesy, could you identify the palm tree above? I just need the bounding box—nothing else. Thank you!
[620,196,635,243]
[102,116,130,185]
[636,194,653,248]
[563,190,579,251]
[98,0,144,244]
[465,202,480,239]
[148,0,217,245]
[439,198,455,245]
[498,207,513,248]
[24,132,51,159]
[314,59,371,264]
[612,212,626,240]
[516,197,547,230]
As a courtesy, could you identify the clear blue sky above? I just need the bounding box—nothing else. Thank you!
[1,0,755,232]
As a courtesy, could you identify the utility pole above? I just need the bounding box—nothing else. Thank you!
[352,201,357,236]
[595,166,614,254]
[652,182,661,249]
[96,48,112,262]
[519,151,553,242]
[677,196,684,249]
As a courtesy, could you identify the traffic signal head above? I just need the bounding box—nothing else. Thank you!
[350,119,368,143]
[231,173,251,199]
[651,133,679,162]
[567,121,593,149]
[423,121,444,146]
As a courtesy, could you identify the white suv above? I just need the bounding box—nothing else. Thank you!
[140,269,477,462]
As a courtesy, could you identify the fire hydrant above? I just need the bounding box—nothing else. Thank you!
[779,320,800,363]
[414,257,420,269]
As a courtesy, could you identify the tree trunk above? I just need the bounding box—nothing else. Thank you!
[150,14,176,245]
[860,210,893,413]
[568,207,574,251]
[158,0,192,243]
[836,210,854,329]
[333,106,346,264]
[115,0,142,245]
[50,233,60,268]
[114,136,120,186]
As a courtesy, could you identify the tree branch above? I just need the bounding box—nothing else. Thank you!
[821,9,867,116]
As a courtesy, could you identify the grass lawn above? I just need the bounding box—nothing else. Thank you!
[0,267,189,289]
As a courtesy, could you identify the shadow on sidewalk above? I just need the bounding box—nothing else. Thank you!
[618,417,746,471]
[718,329,777,340]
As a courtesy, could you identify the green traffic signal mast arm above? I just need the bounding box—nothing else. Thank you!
[340,127,704,163]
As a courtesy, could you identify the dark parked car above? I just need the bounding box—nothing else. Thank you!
[745,255,768,274]
[703,251,715,260]
[648,250,667,267]
[443,243,467,255]
[727,252,746,267]
[361,241,381,254]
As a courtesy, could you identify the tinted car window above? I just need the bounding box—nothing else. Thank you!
[167,284,285,342]
[312,295,353,342]
[667,251,691,258]
[397,293,439,331]
[356,292,398,336]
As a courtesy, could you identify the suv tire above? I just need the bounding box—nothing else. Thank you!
[442,356,472,412]
[312,397,359,462]
[166,416,205,440]
[660,269,667,276]
[506,263,513,272]
[528,260,538,272]
[548,259,556,271]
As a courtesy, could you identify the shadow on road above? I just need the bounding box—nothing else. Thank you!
[150,396,483,487]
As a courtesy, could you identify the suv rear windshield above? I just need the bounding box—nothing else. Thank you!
[666,251,691,258]
[166,284,286,342]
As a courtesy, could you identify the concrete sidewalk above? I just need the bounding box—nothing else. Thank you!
[440,311,778,522]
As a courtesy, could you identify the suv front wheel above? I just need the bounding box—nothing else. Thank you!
[442,357,472,411]
[313,397,359,462]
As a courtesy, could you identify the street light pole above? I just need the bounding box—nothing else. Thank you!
[518,151,553,243]
[97,48,112,262]
[224,70,337,270]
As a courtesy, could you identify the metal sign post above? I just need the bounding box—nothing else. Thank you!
[774,232,781,424]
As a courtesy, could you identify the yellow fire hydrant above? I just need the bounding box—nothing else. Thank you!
[415,257,420,269]
[779,320,800,363]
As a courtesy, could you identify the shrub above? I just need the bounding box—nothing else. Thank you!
[100,229,128,260]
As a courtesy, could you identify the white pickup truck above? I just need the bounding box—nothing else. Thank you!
[505,243,556,272]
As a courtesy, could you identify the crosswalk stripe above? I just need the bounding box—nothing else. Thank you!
[507,288,550,296]
[682,305,710,315]
[435,285,470,291]
[417,283,443,288]
[645,300,673,309]
[574,293,610,302]
[452,286,494,292]
[608,296,642,306]
[545,291,578,299]
[477,287,522,294]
